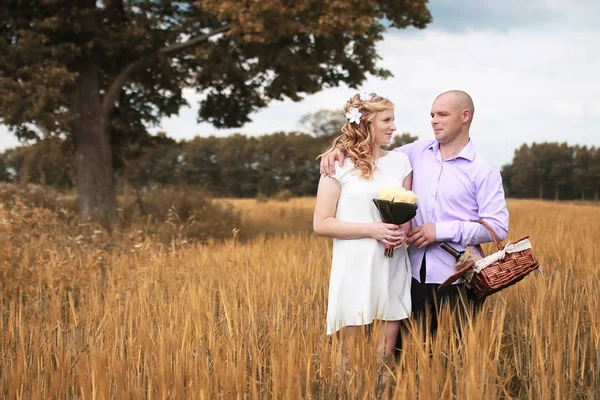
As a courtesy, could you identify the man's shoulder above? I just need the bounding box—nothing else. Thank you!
[471,150,498,171]
[393,139,434,155]
[412,139,436,149]
[404,139,434,149]
[470,151,502,183]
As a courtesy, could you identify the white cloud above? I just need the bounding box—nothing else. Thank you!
[425,0,599,32]
[0,126,21,150]
[143,27,600,167]
[366,29,600,165]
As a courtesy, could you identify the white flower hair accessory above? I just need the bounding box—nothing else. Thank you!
[359,90,373,101]
[345,107,362,124]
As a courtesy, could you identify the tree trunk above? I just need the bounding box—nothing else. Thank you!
[554,186,559,201]
[581,189,585,201]
[71,59,119,228]
[595,189,598,201]
[538,182,544,199]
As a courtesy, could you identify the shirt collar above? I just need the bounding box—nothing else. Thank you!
[428,139,476,161]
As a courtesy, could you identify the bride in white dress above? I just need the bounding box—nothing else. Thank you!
[313,92,413,372]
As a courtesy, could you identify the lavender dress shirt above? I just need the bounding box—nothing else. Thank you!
[393,139,509,284]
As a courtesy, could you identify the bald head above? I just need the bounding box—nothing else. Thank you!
[436,90,475,124]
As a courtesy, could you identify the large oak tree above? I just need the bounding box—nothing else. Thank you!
[0,0,431,226]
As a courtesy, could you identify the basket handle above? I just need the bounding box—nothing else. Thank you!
[437,260,476,291]
[476,219,503,251]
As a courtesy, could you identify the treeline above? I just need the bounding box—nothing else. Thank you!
[1,135,598,201]
[0,132,414,197]
[502,143,600,200]
[0,132,324,197]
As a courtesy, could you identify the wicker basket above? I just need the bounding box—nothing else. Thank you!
[438,220,540,300]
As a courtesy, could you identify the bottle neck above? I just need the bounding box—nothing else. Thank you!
[440,242,463,260]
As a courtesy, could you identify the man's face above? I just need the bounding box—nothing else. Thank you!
[371,109,396,146]
[430,95,464,144]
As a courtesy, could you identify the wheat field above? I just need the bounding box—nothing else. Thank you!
[1,196,599,399]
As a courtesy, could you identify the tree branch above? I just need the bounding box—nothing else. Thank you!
[159,25,230,56]
[102,25,230,119]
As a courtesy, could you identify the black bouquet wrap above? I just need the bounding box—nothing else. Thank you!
[372,199,418,258]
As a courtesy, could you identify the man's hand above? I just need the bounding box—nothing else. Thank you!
[320,148,345,177]
[407,224,437,248]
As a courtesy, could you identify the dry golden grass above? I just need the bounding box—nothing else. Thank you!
[1,196,599,398]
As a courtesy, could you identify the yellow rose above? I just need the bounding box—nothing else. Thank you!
[391,186,419,204]
[377,187,395,201]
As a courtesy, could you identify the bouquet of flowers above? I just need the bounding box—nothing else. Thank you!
[373,186,419,258]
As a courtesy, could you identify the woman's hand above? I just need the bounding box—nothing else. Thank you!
[370,223,405,247]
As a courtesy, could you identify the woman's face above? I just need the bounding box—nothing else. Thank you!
[371,109,396,146]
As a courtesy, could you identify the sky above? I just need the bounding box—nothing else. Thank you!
[1,0,599,167]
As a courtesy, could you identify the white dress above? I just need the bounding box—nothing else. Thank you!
[326,151,413,335]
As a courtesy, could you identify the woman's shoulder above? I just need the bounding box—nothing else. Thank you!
[335,157,355,170]
[331,157,356,181]
[379,150,412,177]
[382,150,411,166]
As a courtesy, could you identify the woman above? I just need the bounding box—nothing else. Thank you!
[313,92,413,374]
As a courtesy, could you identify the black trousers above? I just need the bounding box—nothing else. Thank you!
[396,256,484,352]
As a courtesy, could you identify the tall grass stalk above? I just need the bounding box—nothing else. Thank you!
[1,198,599,398]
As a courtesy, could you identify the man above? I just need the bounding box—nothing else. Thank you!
[320,90,509,343]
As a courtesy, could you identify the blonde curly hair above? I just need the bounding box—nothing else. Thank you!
[322,93,394,179]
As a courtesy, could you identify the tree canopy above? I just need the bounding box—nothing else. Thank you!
[502,143,600,200]
[0,0,432,225]
[299,109,347,138]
